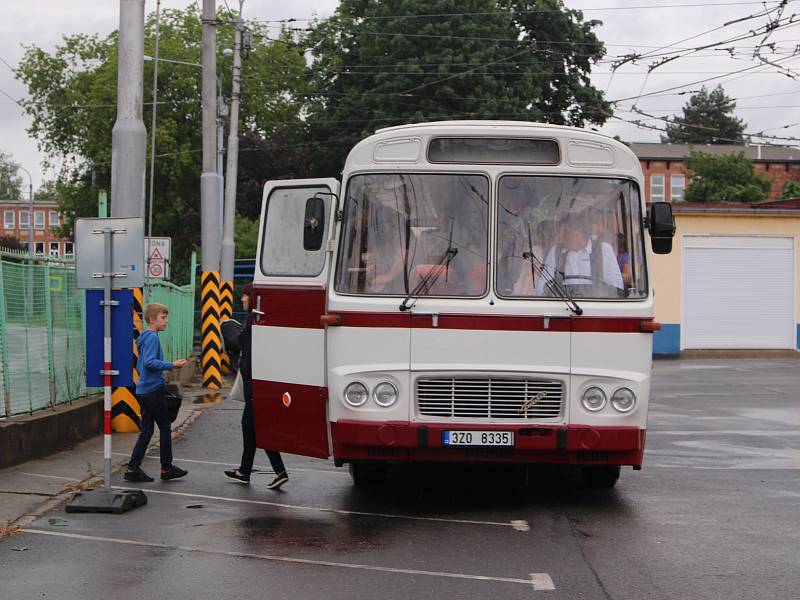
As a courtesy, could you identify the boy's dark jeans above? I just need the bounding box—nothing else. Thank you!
[128,387,173,471]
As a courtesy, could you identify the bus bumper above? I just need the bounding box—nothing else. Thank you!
[331,420,645,466]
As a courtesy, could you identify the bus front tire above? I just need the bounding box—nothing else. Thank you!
[349,462,387,486]
[580,465,620,489]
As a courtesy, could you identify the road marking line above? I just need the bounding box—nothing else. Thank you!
[18,472,82,482]
[112,485,523,529]
[21,529,552,589]
[530,573,556,590]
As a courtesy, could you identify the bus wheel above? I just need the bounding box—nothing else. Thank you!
[349,462,387,486]
[580,465,620,489]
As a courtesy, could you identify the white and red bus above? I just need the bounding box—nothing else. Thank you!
[251,121,675,488]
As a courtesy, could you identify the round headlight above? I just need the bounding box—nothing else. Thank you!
[581,386,607,412]
[611,387,636,413]
[344,382,368,407]
[373,381,398,407]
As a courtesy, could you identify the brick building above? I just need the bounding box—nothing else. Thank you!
[0,198,72,257]
[629,142,800,204]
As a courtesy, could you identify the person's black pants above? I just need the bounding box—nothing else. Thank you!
[128,387,173,471]
[239,396,285,476]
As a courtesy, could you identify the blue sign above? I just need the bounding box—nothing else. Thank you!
[85,289,134,387]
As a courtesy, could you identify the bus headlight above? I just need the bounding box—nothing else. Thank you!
[344,382,369,407]
[581,387,607,412]
[373,382,398,407]
[611,388,636,413]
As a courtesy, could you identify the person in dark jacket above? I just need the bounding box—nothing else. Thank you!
[125,303,188,482]
[224,283,289,490]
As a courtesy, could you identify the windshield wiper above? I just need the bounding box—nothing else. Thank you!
[399,247,458,311]
[399,218,458,312]
[523,223,582,316]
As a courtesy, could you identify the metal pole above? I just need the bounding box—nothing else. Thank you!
[102,229,113,491]
[221,3,243,285]
[201,0,222,389]
[146,0,162,304]
[111,0,146,219]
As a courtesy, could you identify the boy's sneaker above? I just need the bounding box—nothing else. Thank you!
[123,468,154,482]
[160,465,188,481]
[224,469,250,483]
[267,472,289,490]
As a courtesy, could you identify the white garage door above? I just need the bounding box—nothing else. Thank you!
[682,235,795,349]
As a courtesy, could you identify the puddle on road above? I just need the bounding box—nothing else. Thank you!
[647,439,800,470]
[235,515,387,553]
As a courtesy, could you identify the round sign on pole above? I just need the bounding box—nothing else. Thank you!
[149,263,163,277]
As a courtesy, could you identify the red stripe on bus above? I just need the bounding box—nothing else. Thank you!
[250,286,652,333]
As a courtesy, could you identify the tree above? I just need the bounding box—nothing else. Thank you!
[234,213,259,259]
[0,234,25,252]
[663,85,745,144]
[0,152,23,201]
[684,151,772,203]
[305,0,611,174]
[16,6,311,281]
[780,180,800,199]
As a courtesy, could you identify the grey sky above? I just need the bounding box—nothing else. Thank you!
[1,0,798,189]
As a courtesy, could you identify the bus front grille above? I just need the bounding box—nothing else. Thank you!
[416,377,563,419]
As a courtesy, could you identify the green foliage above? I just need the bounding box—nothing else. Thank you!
[16,5,310,281]
[780,180,800,199]
[0,152,23,201]
[663,85,745,144]
[305,0,611,174]
[684,151,772,203]
[234,212,258,259]
[0,234,25,251]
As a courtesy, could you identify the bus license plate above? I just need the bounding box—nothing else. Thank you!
[443,431,514,446]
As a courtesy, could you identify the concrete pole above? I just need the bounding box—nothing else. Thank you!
[200,0,222,389]
[221,8,242,286]
[110,0,146,433]
[219,3,243,376]
[111,0,146,219]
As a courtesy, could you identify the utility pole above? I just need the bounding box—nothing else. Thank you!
[200,0,222,389]
[110,0,147,433]
[111,0,146,220]
[220,0,244,368]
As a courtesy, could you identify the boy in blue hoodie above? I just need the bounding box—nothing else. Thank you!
[124,303,188,482]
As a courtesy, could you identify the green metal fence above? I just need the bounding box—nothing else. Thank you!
[0,249,196,418]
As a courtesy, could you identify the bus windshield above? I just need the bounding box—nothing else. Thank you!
[335,173,489,297]
[496,176,647,300]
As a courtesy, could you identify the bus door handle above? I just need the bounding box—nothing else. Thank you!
[412,312,439,327]
[253,295,265,317]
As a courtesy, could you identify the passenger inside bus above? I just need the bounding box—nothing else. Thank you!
[535,211,624,298]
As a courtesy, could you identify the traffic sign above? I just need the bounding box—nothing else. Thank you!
[74,218,145,289]
[145,237,171,280]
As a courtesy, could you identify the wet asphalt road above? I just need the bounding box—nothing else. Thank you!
[2,359,800,600]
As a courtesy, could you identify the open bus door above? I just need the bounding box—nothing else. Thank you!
[251,179,339,459]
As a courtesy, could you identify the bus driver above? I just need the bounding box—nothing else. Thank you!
[535,211,624,298]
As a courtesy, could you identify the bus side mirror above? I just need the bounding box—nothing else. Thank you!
[648,203,675,254]
[303,197,326,251]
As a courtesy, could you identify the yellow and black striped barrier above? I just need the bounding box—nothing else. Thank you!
[201,271,222,389]
[111,287,143,432]
[219,279,233,374]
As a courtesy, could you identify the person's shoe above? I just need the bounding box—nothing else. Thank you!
[266,472,289,490]
[123,468,154,482]
[160,465,188,481]
[224,469,250,483]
